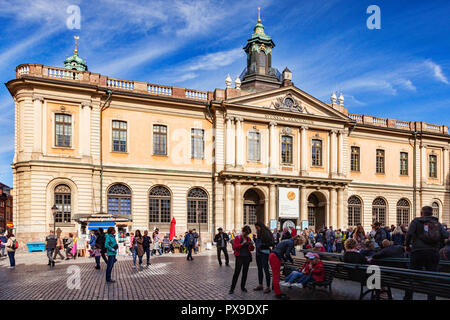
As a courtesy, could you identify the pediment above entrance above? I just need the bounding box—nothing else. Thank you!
[225,86,350,121]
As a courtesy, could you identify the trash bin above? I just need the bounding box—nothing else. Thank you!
[26,242,46,252]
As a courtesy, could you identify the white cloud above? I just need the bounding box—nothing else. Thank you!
[424,59,449,84]
[184,48,244,72]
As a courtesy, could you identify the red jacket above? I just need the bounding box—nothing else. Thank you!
[232,235,255,257]
[301,260,325,282]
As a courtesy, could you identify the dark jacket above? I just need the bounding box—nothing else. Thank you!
[374,228,387,247]
[405,216,450,252]
[96,233,106,249]
[343,251,367,264]
[214,232,230,248]
[372,245,405,260]
[142,235,152,248]
[391,233,405,246]
[281,231,292,241]
[183,233,195,248]
[272,239,295,263]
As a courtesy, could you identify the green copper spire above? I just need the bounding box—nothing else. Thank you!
[64,36,88,71]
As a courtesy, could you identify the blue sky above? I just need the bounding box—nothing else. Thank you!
[0,0,449,186]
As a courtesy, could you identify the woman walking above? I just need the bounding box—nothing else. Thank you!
[253,222,273,294]
[6,231,17,268]
[229,225,254,294]
[105,227,118,283]
[65,233,74,260]
[132,230,145,269]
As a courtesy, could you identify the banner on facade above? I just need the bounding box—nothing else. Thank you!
[278,187,299,218]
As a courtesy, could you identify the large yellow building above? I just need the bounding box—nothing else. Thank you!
[6,18,449,243]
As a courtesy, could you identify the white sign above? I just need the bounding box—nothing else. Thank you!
[278,187,299,218]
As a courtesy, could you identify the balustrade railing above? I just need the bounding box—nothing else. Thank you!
[185,89,208,100]
[48,67,80,80]
[148,84,172,96]
[107,78,134,90]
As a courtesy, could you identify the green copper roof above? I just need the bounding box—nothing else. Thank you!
[64,50,88,71]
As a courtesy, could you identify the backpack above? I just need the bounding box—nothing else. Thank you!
[188,235,195,246]
[420,220,441,244]
[11,239,18,250]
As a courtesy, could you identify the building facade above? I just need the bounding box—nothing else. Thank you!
[0,183,13,233]
[6,18,450,243]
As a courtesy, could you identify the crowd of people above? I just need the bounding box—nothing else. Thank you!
[2,205,449,300]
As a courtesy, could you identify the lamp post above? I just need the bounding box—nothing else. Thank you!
[51,204,58,234]
[197,210,201,251]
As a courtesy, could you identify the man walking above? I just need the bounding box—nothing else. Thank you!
[325,226,335,252]
[53,233,65,260]
[404,206,450,300]
[96,228,109,264]
[184,229,195,261]
[214,228,230,266]
[45,230,57,267]
[143,230,152,266]
[192,228,199,254]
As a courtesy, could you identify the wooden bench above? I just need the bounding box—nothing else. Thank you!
[281,257,336,296]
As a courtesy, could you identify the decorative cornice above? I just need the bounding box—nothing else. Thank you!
[32,94,44,102]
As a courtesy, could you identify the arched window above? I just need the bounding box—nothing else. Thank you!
[149,186,171,223]
[307,194,319,228]
[108,184,131,215]
[54,184,71,223]
[396,199,410,226]
[187,188,208,224]
[372,197,386,226]
[348,196,362,226]
[432,202,439,218]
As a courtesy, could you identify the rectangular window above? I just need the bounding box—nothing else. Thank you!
[376,149,385,174]
[153,125,167,155]
[429,154,437,178]
[400,152,408,175]
[351,146,360,171]
[248,131,261,162]
[191,128,204,159]
[112,120,127,152]
[55,114,71,147]
[311,139,322,166]
[281,135,293,164]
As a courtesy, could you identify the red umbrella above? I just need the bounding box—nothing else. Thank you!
[169,217,176,241]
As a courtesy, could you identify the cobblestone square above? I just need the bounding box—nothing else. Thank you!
[0,249,435,301]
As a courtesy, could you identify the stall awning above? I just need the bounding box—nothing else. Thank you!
[88,222,115,230]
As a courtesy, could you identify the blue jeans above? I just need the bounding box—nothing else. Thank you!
[132,247,142,266]
[336,242,343,253]
[8,251,15,267]
[144,247,151,265]
[187,246,193,260]
[106,255,116,281]
[95,256,101,267]
[327,240,334,252]
[285,271,310,285]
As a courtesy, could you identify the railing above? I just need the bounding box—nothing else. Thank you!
[395,120,410,129]
[425,123,440,131]
[348,113,363,123]
[17,65,29,76]
[372,117,387,126]
[48,67,80,80]
[148,84,172,96]
[107,78,134,90]
[185,89,208,100]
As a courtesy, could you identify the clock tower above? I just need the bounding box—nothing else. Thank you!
[240,8,281,92]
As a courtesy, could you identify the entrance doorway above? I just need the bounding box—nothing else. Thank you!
[243,189,264,225]
[307,192,326,231]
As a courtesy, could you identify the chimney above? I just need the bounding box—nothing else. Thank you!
[282,67,293,87]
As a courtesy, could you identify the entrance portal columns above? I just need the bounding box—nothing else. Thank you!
[300,186,307,223]
[337,187,344,229]
[225,181,234,231]
[234,182,242,231]
[330,188,337,228]
[269,184,277,223]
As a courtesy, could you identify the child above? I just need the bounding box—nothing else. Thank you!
[94,243,102,269]
[280,252,324,288]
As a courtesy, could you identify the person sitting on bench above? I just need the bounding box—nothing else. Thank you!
[280,252,324,288]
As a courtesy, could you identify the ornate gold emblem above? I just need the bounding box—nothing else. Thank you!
[287,191,296,200]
